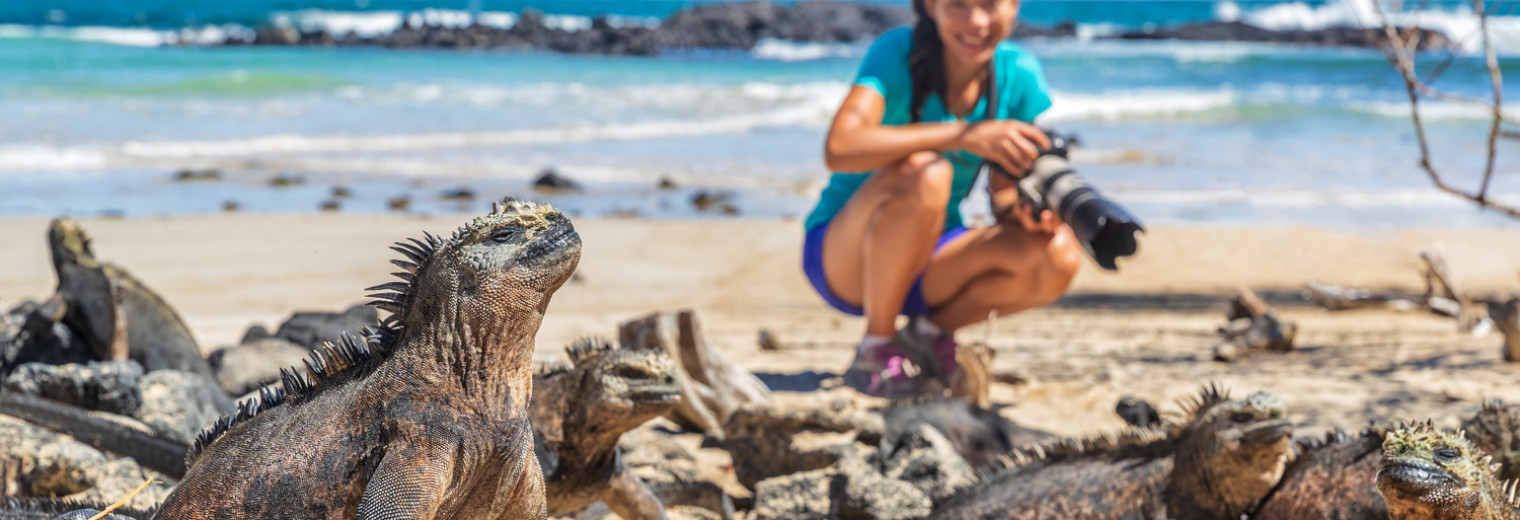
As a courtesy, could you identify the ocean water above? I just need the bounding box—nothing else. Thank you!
[1,0,1519,229]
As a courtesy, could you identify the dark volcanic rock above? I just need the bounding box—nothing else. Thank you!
[1,299,93,378]
[1115,21,1454,50]
[272,304,379,350]
[2,361,143,416]
[532,168,583,193]
[132,370,234,445]
[882,399,1053,470]
[207,338,311,395]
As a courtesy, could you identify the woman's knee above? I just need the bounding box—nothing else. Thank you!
[1038,227,1083,298]
[879,151,953,206]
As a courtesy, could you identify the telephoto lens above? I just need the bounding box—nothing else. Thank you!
[989,132,1144,271]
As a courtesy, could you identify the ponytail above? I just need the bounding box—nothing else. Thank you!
[908,0,946,124]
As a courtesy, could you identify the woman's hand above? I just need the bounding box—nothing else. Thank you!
[957,120,1051,176]
[990,169,1063,234]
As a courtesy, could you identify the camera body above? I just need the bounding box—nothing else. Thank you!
[984,130,1144,271]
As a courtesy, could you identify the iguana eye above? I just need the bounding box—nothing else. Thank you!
[1230,412,1254,424]
[489,228,519,243]
[1435,447,1460,462]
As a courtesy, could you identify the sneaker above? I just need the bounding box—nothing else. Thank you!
[895,317,960,385]
[842,341,920,398]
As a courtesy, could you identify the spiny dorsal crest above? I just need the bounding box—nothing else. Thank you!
[979,425,1174,481]
[1176,382,1230,420]
[534,358,573,379]
[566,336,618,365]
[188,332,377,464]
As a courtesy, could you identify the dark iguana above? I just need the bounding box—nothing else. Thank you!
[153,198,581,519]
[1250,427,1389,519]
[1464,399,1520,482]
[0,498,152,520]
[47,219,212,378]
[932,385,1293,519]
[530,337,681,520]
[1378,422,1520,520]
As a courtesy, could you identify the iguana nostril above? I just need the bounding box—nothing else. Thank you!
[662,374,675,385]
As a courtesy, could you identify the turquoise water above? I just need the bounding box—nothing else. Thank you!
[1,0,1519,228]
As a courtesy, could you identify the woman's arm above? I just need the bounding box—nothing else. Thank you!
[822,85,1051,174]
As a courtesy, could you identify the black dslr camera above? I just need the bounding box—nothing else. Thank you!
[984,131,1144,271]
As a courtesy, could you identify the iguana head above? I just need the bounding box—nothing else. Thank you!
[47,218,98,270]
[370,197,580,340]
[1378,423,1516,520]
[1168,386,1293,518]
[564,337,681,424]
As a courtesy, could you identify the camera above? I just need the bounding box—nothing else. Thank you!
[984,131,1144,271]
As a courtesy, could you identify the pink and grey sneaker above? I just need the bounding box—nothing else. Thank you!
[896,317,960,386]
[841,342,921,398]
[930,333,960,384]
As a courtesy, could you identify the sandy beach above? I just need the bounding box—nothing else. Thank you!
[3,213,1518,439]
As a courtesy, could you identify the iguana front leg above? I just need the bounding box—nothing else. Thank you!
[600,450,666,520]
[355,440,457,520]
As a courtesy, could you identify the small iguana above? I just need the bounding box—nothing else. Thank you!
[47,219,212,378]
[530,337,681,520]
[1378,422,1520,520]
[932,385,1293,519]
[153,198,581,519]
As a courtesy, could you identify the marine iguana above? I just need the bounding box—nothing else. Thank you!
[1464,399,1520,482]
[1378,422,1520,520]
[153,198,581,519]
[530,336,681,520]
[931,385,1293,519]
[47,219,212,378]
[1249,428,1390,520]
[0,497,152,520]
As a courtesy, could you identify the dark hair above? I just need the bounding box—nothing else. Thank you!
[908,0,946,124]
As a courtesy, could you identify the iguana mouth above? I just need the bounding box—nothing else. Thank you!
[1241,418,1293,445]
[521,220,581,264]
[630,386,682,405]
[1378,459,1459,491]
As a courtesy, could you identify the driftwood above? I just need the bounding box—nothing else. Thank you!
[1214,286,1297,362]
[619,309,770,439]
[1306,247,1520,360]
[949,343,993,409]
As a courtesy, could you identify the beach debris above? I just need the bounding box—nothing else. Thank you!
[170,169,221,182]
[1305,247,1520,359]
[318,199,340,212]
[532,168,583,193]
[330,185,353,199]
[1213,285,1297,362]
[3,361,143,416]
[206,338,309,396]
[48,219,216,379]
[270,304,378,351]
[386,194,411,211]
[757,329,781,351]
[531,337,682,520]
[220,200,239,213]
[268,172,305,187]
[154,198,579,518]
[439,186,476,202]
[949,343,994,408]
[619,309,771,439]
[658,176,680,190]
[1115,396,1161,428]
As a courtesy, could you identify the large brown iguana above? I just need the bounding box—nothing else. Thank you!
[530,337,681,520]
[1250,427,1390,519]
[1378,422,1520,520]
[931,385,1293,519]
[47,219,212,378]
[152,198,581,520]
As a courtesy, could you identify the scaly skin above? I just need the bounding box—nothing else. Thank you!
[932,385,1293,520]
[48,219,212,378]
[1250,429,1389,520]
[1464,400,1520,482]
[1378,423,1520,520]
[153,198,581,520]
[530,337,680,520]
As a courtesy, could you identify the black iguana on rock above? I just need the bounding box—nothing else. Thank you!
[530,337,681,520]
[152,198,581,519]
[1378,421,1520,520]
[932,385,1293,519]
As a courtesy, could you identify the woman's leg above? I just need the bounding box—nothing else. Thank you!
[919,219,1084,331]
[820,151,954,336]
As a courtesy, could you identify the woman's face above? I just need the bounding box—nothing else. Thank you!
[926,0,1019,68]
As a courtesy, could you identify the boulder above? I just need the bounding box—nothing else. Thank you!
[1,298,93,377]
[0,416,173,511]
[880,423,976,504]
[273,304,378,350]
[207,338,311,395]
[3,361,143,416]
[132,370,234,444]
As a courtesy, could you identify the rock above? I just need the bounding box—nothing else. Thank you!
[253,24,299,45]
[207,338,311,396]
[658,176,680,190]
[387,195,411,212]
[331,185,353,199]
[2,298,93,378]
[238,324,271,344]
[723,402,874,489]
[757,329,781,351]
[319,199,341,212]
[439,187,476,202]
[880,423,976,504]
[170,169,221,182]
[690,190,737,213]
[272,304,379,350]
[882,398,1052,470]
[1114,20,1454,50]
[132,370,233,445]
[1116,396,1161,428]
[620,419,701,485]
[3,361,143,416]
[751,452,930,520]
[221,200,239,212]
[752,468,832,520]
[531,168,583,193]
[0,416,173,511]
[269,172,305,187]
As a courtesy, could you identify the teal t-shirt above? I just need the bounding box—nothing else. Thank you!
[803,26,1053,233]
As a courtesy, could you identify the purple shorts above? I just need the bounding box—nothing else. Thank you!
[802,221,968,317]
